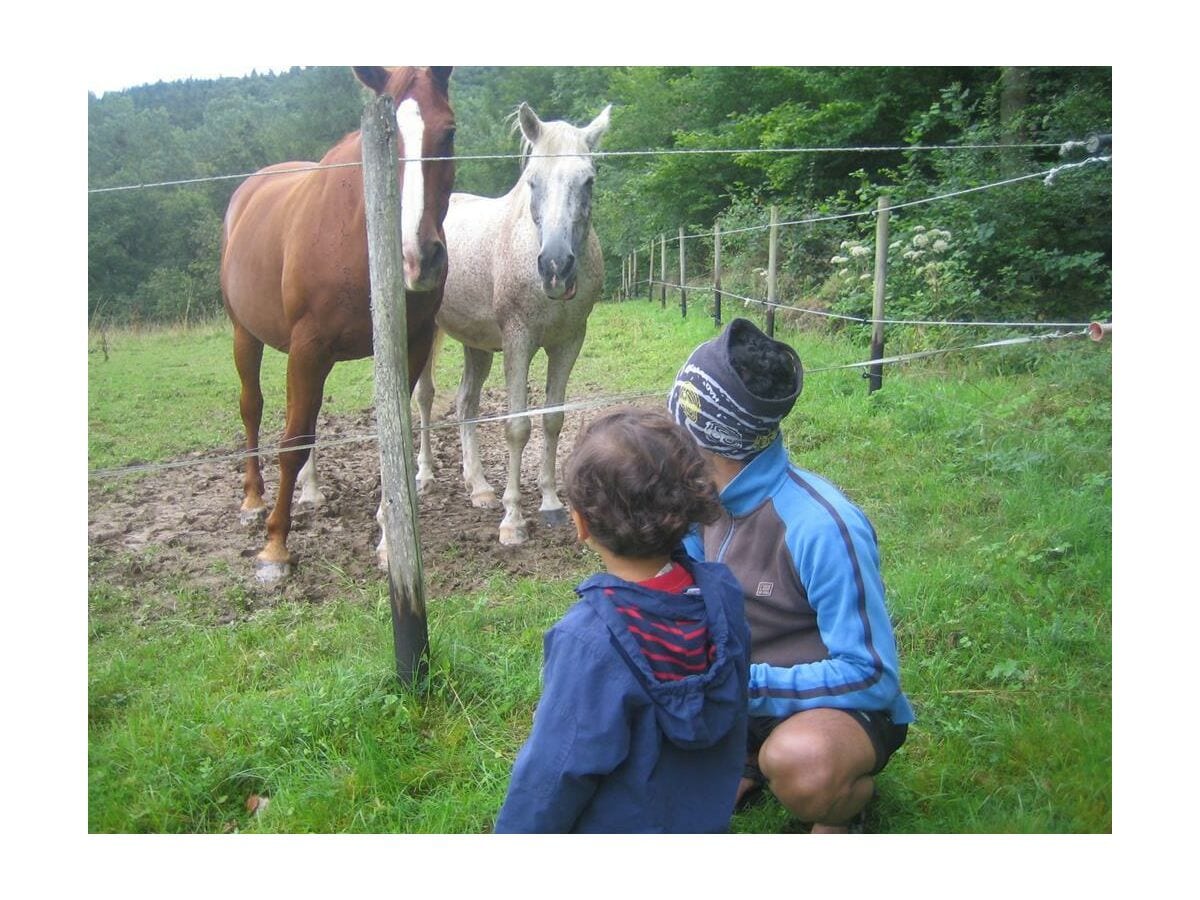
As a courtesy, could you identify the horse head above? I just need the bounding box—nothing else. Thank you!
[354,66,456,292]
[517,102,611,301]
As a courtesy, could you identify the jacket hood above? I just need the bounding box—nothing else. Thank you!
[576,556,745,750]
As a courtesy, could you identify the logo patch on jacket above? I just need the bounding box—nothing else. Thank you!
[755,581,774,597]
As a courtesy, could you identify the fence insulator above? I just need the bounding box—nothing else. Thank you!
[1088,321,1112,342]
[1086,133,1112,156]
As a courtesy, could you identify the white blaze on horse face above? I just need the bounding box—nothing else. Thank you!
[531,155,594,298]
[396,98,426,290]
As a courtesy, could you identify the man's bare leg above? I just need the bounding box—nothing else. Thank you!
[755,708,879,833]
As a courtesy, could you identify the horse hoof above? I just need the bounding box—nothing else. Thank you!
[297,490,325,507]
[239,507,267,527]
[540,508,569,528]
[499,524,528,546]
[255,559,292,584]
[471,491,500,510]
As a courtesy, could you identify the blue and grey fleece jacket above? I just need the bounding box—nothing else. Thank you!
[684,437,914,725]
[494,557,750,833]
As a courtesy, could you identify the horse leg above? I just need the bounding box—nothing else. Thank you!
[258,342,332,582]
[539,334,585,527]
[376,321,442,569]
[297,449,325,507]
[458,345,499,509]
[375,352,436,570]
[414,350,437,496]
[499,341,534,546]
[233,323,268,525]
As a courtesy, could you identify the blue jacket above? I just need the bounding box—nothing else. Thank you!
[494,557,750,833]
[684,437,914,725]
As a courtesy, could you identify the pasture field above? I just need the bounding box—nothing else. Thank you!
[87,301,1112,833]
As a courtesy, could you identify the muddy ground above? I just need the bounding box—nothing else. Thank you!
[87,388,645,620]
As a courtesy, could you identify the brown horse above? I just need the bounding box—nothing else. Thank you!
[220,66,455,582]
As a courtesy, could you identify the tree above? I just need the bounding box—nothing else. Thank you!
[87,66,1111,326]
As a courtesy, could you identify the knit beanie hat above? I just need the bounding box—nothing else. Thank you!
[668,318,803,460]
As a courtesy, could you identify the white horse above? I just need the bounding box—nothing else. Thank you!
[412,102,611,547]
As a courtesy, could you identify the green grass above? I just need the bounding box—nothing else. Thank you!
[88,300,1112,832]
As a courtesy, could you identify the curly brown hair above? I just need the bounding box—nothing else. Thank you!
[565,407,722,558]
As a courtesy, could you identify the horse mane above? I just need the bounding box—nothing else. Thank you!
[506,109,535,170]
[386,66,420,100]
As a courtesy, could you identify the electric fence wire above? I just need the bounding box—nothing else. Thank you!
[86,139,1092,195]
[88,132,1111,481]
[672,155,1111,242]
[639,280,1098,330]
[87,329,1090,481]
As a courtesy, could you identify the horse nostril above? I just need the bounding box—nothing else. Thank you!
[538,252,575,281]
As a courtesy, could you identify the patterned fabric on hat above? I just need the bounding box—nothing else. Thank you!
[667,319,802,460]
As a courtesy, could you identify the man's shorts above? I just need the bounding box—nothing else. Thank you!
[744,709,908,782]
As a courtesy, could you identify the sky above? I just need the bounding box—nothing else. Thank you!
[81,0,1119,97]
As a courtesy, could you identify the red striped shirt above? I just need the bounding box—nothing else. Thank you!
[605,563,714,682]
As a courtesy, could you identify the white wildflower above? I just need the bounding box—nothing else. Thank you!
[831,255,849,265]
[932,239,949,253]
[850,245,870,258]
[911,233,929,248]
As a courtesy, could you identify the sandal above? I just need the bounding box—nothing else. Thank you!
[734,761,768,812]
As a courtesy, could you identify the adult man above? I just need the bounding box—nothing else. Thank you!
[668,318,914,833]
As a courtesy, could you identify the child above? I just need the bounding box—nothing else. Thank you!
[494,407,750,833]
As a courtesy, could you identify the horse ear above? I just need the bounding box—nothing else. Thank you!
[430,67,453,89]
[353,67,391,95]
[583,104,612,150]
[517,103,543,145]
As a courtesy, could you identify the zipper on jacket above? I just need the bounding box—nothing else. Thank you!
[715,519,736,563]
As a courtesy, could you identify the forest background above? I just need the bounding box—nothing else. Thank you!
[87,65,1112,333]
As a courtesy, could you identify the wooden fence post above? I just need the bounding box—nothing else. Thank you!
[868,196,890,394]
[620,255,627,302]
[361,95,429,686]
[632,249,637,303]
[679,226,687,317]
[766,205,778,337]
[659,234,667,308]
[647,238,655,301]
[713,222,723,327]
